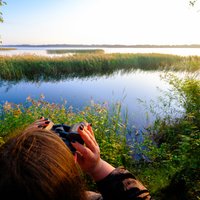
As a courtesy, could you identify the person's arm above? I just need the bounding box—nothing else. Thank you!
[71,123,151,200]
[96,166,151,200]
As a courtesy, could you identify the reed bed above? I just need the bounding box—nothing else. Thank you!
[1,53,198,81]
[46,49,104,54]
[0,47,17,50]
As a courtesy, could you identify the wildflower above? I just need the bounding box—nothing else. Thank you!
[68,106,73,113]
[40,94,45,99]
[26,96,32,102]
[90,99,95,107]
[80,111,85,115]
[13,109,22,117]
[3,101,12,111]
[85,106,91,111]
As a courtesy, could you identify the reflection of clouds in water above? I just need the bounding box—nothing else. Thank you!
[0,80,43,92]
[0,80,16,92]
[0,70,194,128]
[0,49,72,57]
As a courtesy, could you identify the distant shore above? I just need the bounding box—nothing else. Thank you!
[0,47,17,50]
[2,44,200,48]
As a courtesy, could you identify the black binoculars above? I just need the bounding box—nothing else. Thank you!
[51,122,85,153]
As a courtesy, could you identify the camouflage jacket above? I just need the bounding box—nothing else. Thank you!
[86,166,151,200]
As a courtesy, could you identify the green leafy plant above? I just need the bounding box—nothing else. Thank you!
[134,73,200,199]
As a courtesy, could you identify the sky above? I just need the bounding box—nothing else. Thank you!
[1,0,200,45]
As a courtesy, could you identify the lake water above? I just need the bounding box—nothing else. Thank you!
[0,70,189,129]
[1,47,200,56]
[0,47,200,129]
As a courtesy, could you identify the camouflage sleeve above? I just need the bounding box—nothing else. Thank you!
[96,166,151,200]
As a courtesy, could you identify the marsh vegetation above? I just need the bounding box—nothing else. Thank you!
[0,47,17,50]
[46,49,104,54]
[0,53,200,81]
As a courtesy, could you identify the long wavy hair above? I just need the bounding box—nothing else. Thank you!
[0,128,87,200]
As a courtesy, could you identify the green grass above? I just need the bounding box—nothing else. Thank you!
[1,53,199,81]
[46,49,104,54]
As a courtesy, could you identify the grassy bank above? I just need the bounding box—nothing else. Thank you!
[133,73,200,199]
[1,53,199,81]
[0,74,199,199]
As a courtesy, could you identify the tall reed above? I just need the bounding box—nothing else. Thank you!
[1,53,197,81]
[0,48,16,50]
[46,49,104,54]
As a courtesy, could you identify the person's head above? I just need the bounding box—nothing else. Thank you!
[0,128,86,200]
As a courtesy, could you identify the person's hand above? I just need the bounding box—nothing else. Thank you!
[71,123,100,173]
[25,117,52,130]
[71,123,115,181]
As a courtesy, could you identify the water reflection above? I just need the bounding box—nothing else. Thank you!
[1,69,199,129]
[0,70,173,128]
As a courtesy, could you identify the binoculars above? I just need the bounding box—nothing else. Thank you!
[45,121,85,153]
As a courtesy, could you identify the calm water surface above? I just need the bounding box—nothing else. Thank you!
[0,70,175,128]
[1,47,200,56]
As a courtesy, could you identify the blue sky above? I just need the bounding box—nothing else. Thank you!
[1,0,200,45]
